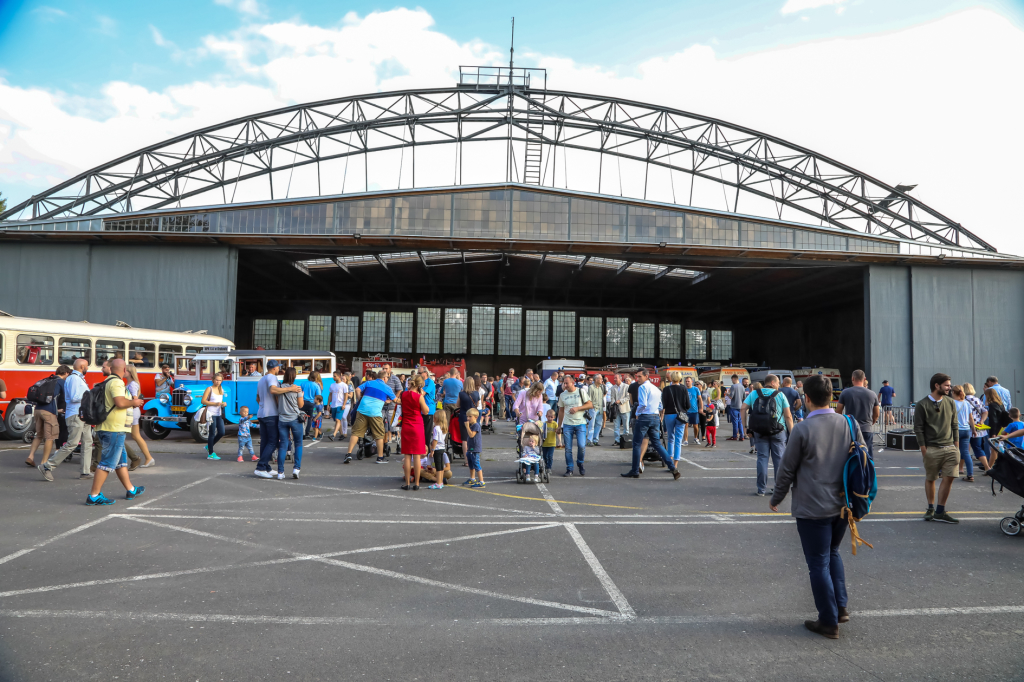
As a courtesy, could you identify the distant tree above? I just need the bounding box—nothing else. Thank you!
[0,191,6,214]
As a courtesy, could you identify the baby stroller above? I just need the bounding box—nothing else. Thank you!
[987,438,1024,536]
[445,408,465,461]
[514,420,549,484]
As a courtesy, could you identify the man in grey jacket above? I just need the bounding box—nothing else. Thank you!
[770,374,865,640]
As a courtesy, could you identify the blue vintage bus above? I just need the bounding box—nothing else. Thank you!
[142,348,337,442]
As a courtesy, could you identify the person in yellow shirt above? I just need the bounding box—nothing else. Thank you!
[541,409,560,472]
[87,358,146,506]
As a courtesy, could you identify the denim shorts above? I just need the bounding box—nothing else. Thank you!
[687,412,700,425]
[466,449,482,472]
[96,431,128,472]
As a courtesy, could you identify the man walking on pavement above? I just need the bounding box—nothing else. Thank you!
[914,373,961,524]
[608,374,631,446]
[86,358,146,505]
[621,368,681,481]
[587,374,606,446]
[557,375,592,477]
[983,376,1012,410]
[727,374,746,441]
[780,376,802,424]
[741,374,794,496]
[254,360,301,479]
[40,358,94,481]
[837,369,880,458]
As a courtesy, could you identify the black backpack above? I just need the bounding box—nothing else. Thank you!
[749,389,784,436]
[26,375,61,406]
[80,377,115,427]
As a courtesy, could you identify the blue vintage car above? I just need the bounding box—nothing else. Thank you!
[142,348,337,442]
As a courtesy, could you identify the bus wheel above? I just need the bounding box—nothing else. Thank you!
[3,400,34,441]
[142,410,170,440]
[189,416,209,443]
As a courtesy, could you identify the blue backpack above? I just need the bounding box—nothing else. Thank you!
[841,415,877,555]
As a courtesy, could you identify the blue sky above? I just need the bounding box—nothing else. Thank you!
[1,0,1023,252]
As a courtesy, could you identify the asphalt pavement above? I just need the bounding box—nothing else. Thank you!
[1,417,1022,681]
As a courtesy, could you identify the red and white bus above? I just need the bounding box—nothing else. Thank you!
[0,315,233,439]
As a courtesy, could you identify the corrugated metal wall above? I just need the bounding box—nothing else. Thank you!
[0,243,237,340]
[867,265,1024,405]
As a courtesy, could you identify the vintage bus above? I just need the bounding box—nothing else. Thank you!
[0,314,233,439]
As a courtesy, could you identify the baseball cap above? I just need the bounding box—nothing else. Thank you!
[267,359,281,369]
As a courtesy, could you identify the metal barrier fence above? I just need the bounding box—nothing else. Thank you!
[872,405,916,447]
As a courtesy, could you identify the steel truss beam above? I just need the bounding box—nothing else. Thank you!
[0,86,991,251]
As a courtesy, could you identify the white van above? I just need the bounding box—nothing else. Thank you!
[793,367,842,399]
[537,358,585,381]
[749,368,795,386]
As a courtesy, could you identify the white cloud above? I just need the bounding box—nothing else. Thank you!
[0,7,1021,255]
[781,0,848,15]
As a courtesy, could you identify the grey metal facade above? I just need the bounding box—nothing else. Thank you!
[866,265,1024,405]
[0,243,238,340]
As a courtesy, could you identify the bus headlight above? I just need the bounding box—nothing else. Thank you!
[159,393,170,405]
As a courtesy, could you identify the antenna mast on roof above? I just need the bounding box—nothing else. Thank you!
[509,17,515,84]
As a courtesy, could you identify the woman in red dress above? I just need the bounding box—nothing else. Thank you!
[400,375,430,490]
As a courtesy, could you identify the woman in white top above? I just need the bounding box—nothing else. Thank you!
[201,372,228,461]
[125,364,155,467]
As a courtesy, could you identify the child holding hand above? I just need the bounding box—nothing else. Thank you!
[522,433,542,483]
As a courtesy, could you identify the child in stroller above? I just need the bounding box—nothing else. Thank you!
[987,435,1024,536]
[515,421,549,484]
[445,407,465,461]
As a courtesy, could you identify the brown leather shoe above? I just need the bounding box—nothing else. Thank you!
[805,620,839,639]
[838,607,850,624]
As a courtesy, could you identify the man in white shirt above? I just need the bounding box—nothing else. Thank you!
[622,368,680,480]
[607,374,631,447]
[543,373,559,412]
[42,357,94,480]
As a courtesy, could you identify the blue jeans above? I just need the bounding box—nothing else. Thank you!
[587,408,604,443]
[466,449,481,472]
[664,414,685,461]
[611,410,629,442]
[755,431,786,493]
[562,423,587,471]
[207,415,225,453]
[729,407,745,439]
[278,419,303,472]
[96,430,128,472]
[238,436,255,458]
[542,446,554,470]
[257,415,279,472]
[970,435,987,465]
[795,516,848,628]
[958,429,972,476]
[630,413,675,474]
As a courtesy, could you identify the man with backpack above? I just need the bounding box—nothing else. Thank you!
[769,374,868,639]
[741,373,794,496]
[40,358,94,481]
[24,365,70,470]
[85,358,145,506]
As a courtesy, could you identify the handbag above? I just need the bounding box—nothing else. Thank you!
[198,407,208,425]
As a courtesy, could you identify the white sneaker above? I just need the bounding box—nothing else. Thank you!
[292,469,300,479]
[681,441,689,446]
[277,473,285,480]
[254,470,273,479]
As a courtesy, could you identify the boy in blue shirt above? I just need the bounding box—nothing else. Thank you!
[462,408,485,488]
[237,405,255,462]
[996,407,1024,448]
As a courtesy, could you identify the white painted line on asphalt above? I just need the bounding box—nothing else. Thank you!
[0,523,562,599]
[0,516,112,567]
[161,492,356,507]
[130,473,222,509]
[0,609,380,625]
[563,523,636,620]
[120,515,613,617]
[535,483,565,516]
[674,456,709,470]
[119,513,549,523]
[856,605,1024,617]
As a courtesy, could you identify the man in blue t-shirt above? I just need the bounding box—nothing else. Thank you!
[441,369,464,425]
[741,374,794,496]
[419,367,437,451]
[344,370,396,464]
[683,376,703,445]
[878,380,896,425]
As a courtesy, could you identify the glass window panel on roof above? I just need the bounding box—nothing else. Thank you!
[444,308,468,354]
[362,312,386,352]
[711,330,733,361]
[453,190,509,239]
[552,311,576,356]
[579,317,602,357]
[281,320,305,349]
[336,198,393,234]
[334,316,359,352]
[471,306,495,355]
[395,194,450,236]
[525,310,549,356]
[498,306,522,355]
[512,191,568,241]
[279,203,328,234]
[686,213,739,246]
[632,323,654,359]
[685,329,707,361]
[416,308,441,354]
[570,199,627,242]
[659,324,681,361]
[628,207,685,244]
[389,312,413,353]
[253,319,277,349]
[307,315,331,351]
[606,317,628,357]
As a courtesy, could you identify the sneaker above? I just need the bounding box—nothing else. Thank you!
[375,457,387,464]
[38,464,53,482]
[125,485,145,500]
[79,473,94,480]
[254,470,274,479]
[237,456,244,462]
[923,508,935,521]
[428,483,443,490]
[471,481,486,488]
[251,455,259,462]
[207,453,221,461]
[672,469,681,481]
[462,479,475,486]
[932,511,959,524]
[85,493,115,506]
[327,434,335,442]
[578,464,586,477]
[681,441,688,446]
[563,470,573,477]
[292,469,300,479]
[756,491,765,496]
[277,473,285,480]
[343,456,352,464]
